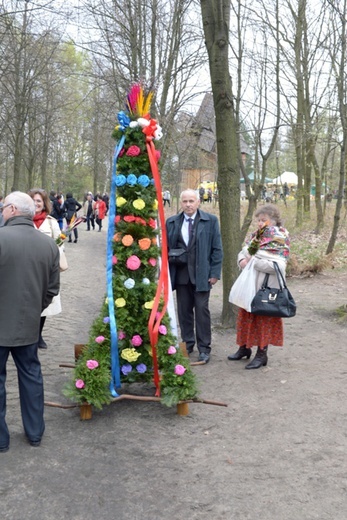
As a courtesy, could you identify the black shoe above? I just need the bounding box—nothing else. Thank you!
[29,440,41,447]
[68,239,72,243]
[228,346,252,360]
[38,338,47,349]
[73,239,77,243]
[186,345,194,354]
[245,347,268,369]
[198,352,210,363]
[0,445,9,453]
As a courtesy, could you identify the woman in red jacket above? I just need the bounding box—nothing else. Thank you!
[94,194,107,232]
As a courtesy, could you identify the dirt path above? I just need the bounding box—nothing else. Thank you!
[3,221,347,520]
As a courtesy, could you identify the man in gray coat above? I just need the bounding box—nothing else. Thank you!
[166,189,223,363]
[0,192,60,452]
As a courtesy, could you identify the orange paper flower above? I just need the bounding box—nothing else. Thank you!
[113,232,122,242]
[138,238,151,250]
[122,234,134,247]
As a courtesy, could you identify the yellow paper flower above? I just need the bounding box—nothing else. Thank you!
[116,196,127,207]
[115,298,126,308]
[144,300,154,309]
[152,199,158,210]
[133,198,145,210]
[121,348,141,362]
[105,297,109,304]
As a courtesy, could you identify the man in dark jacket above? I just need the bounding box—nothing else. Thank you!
[0,192,60,452]
[166,189,223,363]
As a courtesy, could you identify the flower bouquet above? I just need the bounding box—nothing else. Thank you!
[55,215,86,246]
[247,221,269,255]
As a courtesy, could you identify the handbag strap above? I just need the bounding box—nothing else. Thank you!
[273,261,287,289]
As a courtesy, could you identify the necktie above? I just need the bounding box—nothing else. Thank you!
[188,218,193,239]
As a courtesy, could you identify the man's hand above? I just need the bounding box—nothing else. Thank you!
[209,277,218,286]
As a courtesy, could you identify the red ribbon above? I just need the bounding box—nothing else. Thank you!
[146,139,169,397]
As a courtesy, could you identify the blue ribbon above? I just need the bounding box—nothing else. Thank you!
[108,134,125,397]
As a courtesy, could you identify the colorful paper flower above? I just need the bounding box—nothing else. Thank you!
[112,255,118,265]
[153,199,158,210]
[124,278,135,289]
[113,232,122,242]
[144,300,154,309]
[121,364,133,375]
[126,145,141,156]
[116,196,127,207]
[148,258,157,267]
[126,255,141,270]
[142,278,150,285]
[167,346,177,355]
[118,330,126,340]
[117,111,130,129]
[86,360,99,370]
[124,215,136,222]
[137,117,150,128]
[137,175,150,187]
[138,238,151,250]
[129,121,139,128]
[95,336,105,344]
[122,234,134,246]
[127,174,137,186]
[131,334,143,347]
[103,317,110,324]
[158,325,167,335]
[136,363,147,373]
[115,298,126,308]
[75,379,85,389]
[148,218,156,229]
[121,348,141,362]
[155,150,161,161]
[174,364,186,376]
[133,199,145,210]
[115,175,126,187]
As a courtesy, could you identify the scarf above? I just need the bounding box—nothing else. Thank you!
[33,211,48,229]
[247,225,290,259]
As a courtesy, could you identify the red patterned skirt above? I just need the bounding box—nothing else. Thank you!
[236,308,283,348]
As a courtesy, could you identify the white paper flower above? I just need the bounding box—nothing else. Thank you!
[129,121,139,128]
[142,277,150,285]
[137,117,150,128]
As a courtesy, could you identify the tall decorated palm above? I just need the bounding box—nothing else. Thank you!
[64,85,198,410]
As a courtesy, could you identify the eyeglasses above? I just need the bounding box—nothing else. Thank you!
[0,203,13,213]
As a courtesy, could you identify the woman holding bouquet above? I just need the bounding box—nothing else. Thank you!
[28,188,62,349]
[228,204,290,369]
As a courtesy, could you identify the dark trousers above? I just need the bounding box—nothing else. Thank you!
[176,282,211,354]
[0,343,45,447]
[66,220,78,241]
[86,214,95,230]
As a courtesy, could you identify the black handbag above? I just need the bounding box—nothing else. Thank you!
[168,248,187,265]
[251,262,296,318]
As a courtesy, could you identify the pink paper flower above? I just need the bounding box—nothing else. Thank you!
[155,312,161,321]
[155,150,161,161]
[174,364,186,376]
[75,379,85,389]
[167,346,177,355]
[126,145,141,156]
[86,359,99,370]
[158,324,167,335]
[112,255,118,265]
[148,258,157,267]
[95,336,105,344]
[126,255,141,270]
[118,330,126,340]
[131,334,143,347]
[119,148,125,157]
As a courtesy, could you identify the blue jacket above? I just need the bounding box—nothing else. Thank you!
[166,209,223,292]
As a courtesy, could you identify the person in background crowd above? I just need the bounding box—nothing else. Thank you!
[94,194,106,232]
[49,190,65,230]
[64,192,82,243]
[166,189,223,364]
[227,204,290,369]
[102,193,109,215]
[0,192,59,451]
[28,188,63,350]
[83,193,96,231]
[199,186,205,204]
[163,189,171,207]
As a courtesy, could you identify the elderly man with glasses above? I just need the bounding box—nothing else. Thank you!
[0,192,60,452]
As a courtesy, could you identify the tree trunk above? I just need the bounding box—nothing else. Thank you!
[200,0,240,326]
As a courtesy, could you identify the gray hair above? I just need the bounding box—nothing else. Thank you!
[180,189,199,201]
[6,191,35,218]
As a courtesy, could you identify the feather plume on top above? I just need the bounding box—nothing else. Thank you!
[126,84,153,117]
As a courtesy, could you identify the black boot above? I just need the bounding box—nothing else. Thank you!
[245,346,268,369]
[228,346,252,360]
